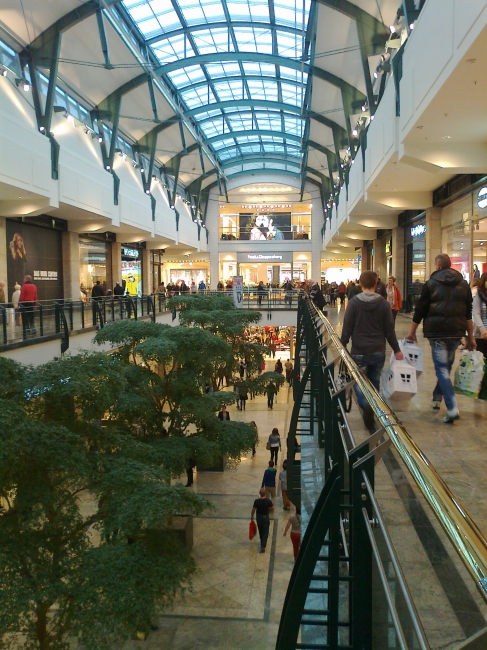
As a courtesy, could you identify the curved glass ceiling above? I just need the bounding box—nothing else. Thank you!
[123,0,311,176]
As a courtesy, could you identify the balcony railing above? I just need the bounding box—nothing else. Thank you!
[0,289,298,350]
[278,296,487,649]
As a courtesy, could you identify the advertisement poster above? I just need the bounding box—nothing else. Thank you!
[233,276,243,309]
[6,221,64,302]
[122,260,142,296]
[239,212,292,241]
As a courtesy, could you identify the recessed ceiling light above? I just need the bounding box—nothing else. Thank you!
[443,135,452,139]
[466,58,476,63]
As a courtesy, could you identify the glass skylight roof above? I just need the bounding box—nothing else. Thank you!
[123,0,311,174]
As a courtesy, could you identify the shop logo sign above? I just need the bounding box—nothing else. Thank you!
[123,247,140,258]
[410,224,426,237]
[477,187,487,209]
[246,254,283,261]
[33,270,58,281]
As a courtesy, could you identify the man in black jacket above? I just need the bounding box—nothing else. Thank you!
[341,270,403,431]
[406,254,475,423]
[309,281,326,309]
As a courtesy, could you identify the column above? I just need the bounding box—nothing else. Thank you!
[373,238,387,281]
[360,245,368,272]
[207,187,220,288]
[425,207,442,276]
[0,217,7,289]
[311,200,323,282]
[391,227,405,300]
[142,249,151,294]
[111,242,122,288]
[62,231,81,300]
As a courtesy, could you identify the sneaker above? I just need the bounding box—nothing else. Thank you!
[432,400,441,410]
[443,410,460,424]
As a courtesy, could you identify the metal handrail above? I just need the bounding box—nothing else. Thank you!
[307,297,487,601]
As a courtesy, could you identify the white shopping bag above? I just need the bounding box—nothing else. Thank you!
[399,339,423,374]
[382,357,417,400]
[454,351,485,398]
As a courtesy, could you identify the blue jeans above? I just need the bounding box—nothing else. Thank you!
[351,352,386,409]
[429,338,461,412]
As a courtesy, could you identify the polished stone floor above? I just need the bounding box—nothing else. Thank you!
[125,359,296,649]
[124,307,487,649]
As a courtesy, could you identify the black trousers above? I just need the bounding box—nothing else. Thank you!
[21,302,35,332]
[256,514,270,549]
[270,447,279,464]
[267,394,274,408]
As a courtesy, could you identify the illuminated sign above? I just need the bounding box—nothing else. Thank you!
[122,247,140,258]
[477,187,487,209]
[410,224,426,238]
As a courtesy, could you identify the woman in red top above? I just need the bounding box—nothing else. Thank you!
[386,276,402,323]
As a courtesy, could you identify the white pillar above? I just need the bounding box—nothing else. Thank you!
[0,217,7,292]
[311,193,323,282]
[62,231,80,300]
[425,207,442,276]
[391,227,405,299]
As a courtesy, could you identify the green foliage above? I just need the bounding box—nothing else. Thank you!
[167,293,266,378]
[0,356,209,650]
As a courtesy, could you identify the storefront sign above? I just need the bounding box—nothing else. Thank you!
[410,224,426,238]
[122,247,140,258]
[233,276,243,309]
[33,270,58,281]
[237,252,293,263]
[477,187,487,209]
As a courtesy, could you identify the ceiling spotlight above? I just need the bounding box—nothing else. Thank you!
[352,129,358,137]
[39,126,45,132]
[132,161,138,168]
[0,65,7,77]
[105,165,111,171]
[443,135,451,139]
[170,204,175,209]
[389,25,396,33]
[409,23,415,29]
[98,135,103,143]
[145,189,150,195]
[140,168,145,173]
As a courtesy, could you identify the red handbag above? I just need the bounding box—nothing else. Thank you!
[249,520,257,540]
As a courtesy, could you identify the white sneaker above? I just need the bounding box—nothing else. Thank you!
[432,400,441,410]
[443,410,459,424]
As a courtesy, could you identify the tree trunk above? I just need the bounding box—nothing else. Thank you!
[36,603,50,650]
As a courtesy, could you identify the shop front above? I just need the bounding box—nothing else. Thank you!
[121,245,143,296]
[320,258,360,285]
[440,182,487,285]
[235,252,296,287]
[6,216,65,302]
[404,217,426,312]
[165,258,210,288]
[79,233,115,294]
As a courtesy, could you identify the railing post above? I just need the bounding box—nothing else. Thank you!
[69,302,73,330]
[81,301,85,329]
[349,452,374,650]
[111,298,115,322]
[39,304,43,337]
[1,307,6,345]
[55,303,61,334]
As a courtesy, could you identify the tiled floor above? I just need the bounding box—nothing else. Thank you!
[127,360,296,649]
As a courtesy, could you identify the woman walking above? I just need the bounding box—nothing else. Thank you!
[386,276,402,323]
[284,507,301,561]
[268,427,281,464]
[279,460,290,510]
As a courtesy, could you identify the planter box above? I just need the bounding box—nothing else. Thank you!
[197,454,226,472]
[171,514,194,550]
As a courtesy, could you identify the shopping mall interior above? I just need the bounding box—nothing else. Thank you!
[1,0,487,648]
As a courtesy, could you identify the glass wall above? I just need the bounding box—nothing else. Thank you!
[79,240,108,296]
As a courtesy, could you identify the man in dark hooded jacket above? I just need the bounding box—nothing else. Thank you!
[407,253,475,424]
[341,270,403,431]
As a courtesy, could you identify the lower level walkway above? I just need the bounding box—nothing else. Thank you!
[126,360,295,649]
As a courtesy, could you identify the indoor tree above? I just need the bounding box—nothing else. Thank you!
[0,355,208,650]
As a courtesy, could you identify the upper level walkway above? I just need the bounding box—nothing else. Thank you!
[280,299,487,650]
